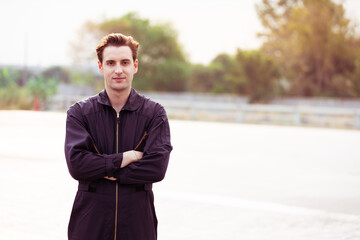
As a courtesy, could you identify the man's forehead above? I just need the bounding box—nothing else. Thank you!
[103,45,133,61]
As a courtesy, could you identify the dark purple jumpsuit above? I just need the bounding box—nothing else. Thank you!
[64,89,172,240]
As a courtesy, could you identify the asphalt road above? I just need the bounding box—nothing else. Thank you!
[0,110,359,239]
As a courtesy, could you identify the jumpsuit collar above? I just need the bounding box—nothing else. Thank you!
[97,88,143,112]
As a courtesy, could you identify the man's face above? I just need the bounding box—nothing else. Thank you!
[98,45,138,94]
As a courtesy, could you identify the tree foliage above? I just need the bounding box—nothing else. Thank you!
[189,50,280,102]
[235,49,280,102]
[42,66,70,83]
[0,66,63,110]
[256,0,360,97]
[189,54,236,94]
[26,75,58,102]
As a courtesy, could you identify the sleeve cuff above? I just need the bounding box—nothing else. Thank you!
[104,153,123,177]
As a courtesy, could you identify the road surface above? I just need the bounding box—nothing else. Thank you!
[0,110,359,239]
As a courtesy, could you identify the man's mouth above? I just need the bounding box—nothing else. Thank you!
[113,76,126,81]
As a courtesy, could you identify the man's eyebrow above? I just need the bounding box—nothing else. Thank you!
[104,58,131,62]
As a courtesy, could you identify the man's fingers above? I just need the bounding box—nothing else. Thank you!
[134,150,143,158]
[104,176,117,181]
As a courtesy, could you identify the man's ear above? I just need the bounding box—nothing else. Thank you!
[134,59,138,73]
[98,61,103,74]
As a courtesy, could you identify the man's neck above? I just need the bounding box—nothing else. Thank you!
[106,88,131,113]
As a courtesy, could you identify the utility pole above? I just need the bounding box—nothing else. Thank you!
[21,32,29,86]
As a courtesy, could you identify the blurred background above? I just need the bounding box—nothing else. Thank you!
[1,0,360,239]
[0,0,360,128]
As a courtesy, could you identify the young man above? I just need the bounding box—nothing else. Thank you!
[64,33,172,240]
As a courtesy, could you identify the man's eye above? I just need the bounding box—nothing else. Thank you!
[122,61,129,65]
[107,61,114,65]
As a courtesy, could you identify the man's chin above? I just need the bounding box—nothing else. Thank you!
[110,84,131,92]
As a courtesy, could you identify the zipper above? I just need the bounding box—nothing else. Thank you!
[114,111,120,240]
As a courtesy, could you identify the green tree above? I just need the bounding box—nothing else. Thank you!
[235,49,280,103]
[0,83,32,110]
[0,67,25,88]
[0,67,32,109]
[42,66,70,83]
[189,64,216,92]
[26,75,58,110]
[69,69,103,91]
[188,51,280,102]
[0,68,10,88]
[188,54,240,94]
[212,53,245,94]
[354,59,360,95]
[189,55,231,93]
[70,12,190,92]
[256,0,360,97]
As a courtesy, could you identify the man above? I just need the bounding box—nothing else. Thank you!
[64,33,172,240]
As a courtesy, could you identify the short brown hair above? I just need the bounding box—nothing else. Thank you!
[96,33,140,63]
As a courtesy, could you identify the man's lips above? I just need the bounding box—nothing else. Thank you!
[113,76,126,81]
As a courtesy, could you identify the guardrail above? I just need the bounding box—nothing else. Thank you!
[49,94,360,129]
[159,100,360,129]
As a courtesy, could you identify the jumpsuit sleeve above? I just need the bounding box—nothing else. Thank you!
[64,103,123,181]
[116,106,173,185]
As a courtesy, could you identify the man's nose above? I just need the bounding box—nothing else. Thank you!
[115,63,123,74]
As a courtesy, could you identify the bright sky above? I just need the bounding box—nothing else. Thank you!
[1,0,359,67]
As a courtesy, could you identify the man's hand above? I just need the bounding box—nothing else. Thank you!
[104,150,143,180]
[104,176,117,181]
[122,150,143,168]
